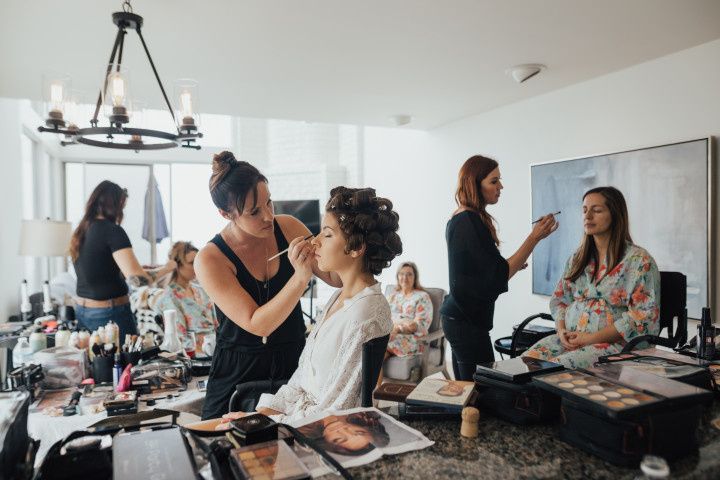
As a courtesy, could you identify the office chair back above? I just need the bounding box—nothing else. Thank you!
[622,271,687,352]
[228,378,289,413]
[361,334,390,407]
[658,271,688,347]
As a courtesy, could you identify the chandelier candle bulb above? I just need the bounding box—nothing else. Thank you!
[37,0,203,150]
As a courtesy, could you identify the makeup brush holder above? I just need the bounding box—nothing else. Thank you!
[119,351,141,369]
[92,356,114,383]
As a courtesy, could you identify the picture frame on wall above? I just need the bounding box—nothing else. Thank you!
[530,137,715,320]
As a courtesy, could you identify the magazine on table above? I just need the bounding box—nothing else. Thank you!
[404,378,474,411]
[290,407,434,475]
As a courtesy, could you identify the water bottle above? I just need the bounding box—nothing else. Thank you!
[13,337,33,366]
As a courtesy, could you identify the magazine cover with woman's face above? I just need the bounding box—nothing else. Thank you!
[292,407,433,474]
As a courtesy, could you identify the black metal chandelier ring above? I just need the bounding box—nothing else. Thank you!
[37,0,202,151]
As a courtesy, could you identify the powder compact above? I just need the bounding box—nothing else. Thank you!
[229,440,311,480]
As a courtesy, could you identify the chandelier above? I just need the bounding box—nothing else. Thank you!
[37,1,202,151]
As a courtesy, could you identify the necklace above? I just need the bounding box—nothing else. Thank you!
[254,244,271,344]
[227,226,272,344]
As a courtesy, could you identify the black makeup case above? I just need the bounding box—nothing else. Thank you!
[473,357,564,424]
[597,351,716,390]
[533,364,713,466]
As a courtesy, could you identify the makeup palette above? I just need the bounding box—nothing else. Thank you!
[534,370,661,417]
[229,440,311,480]
[534,362,714,420]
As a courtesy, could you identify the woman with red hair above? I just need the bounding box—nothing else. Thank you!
[440,155,558,380]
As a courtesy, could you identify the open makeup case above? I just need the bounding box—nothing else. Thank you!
[532,363,714,466]
[34,411,352,480]
[472,356,565,424]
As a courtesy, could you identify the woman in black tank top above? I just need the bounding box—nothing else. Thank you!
[196,152,342,419]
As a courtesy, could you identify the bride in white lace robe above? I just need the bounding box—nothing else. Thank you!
[218,186,402,426]
[256,283,391,423]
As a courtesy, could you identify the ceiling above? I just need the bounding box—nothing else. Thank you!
[1,0,719,129]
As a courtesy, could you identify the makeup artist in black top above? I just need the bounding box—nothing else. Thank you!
[195,151,342,419]
[440,155,558,380]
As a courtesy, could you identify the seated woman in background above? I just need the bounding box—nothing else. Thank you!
[218,186,402,425]
[154,241,217,353]
[385,262,433,358]
[524,186,660,369]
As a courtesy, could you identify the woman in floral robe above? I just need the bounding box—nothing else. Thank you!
[154,242,218,352]
[524,187,660,369]
[386,262,433,357]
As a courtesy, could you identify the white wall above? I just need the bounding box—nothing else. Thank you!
[364,38,720,343]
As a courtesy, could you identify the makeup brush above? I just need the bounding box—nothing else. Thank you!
[266,234,314,262]
[532,211,561,224]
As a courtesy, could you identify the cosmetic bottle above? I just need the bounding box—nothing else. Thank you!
[160,309,183,354]
[20,279,32,321]
[29,327,47,353]
[113,353,122,388]
[42,281,53,315]
[634,454,669,479]
[697,307,715,360]
[55,324,71,348]
[12,337,33,366]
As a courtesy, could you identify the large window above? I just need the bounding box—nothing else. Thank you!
[65,162,219,266]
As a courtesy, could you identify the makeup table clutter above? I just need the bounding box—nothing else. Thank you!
[346,400,720,479]
[27,376,207,467]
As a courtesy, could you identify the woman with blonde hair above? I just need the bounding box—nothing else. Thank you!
[385,262,433,358]
[440,155,558,380]
[154,241,217,353]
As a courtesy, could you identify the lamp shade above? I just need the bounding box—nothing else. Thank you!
[19,219,73,257]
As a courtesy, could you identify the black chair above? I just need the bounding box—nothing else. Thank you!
[228,378,289,413]
[361,334,390,407]
[493,313,556,359]
[227,333,391,412]
[622,271,687,352]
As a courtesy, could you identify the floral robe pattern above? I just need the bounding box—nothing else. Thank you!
[386,289,433,357]
[154,281,218,350]
[524,243,660,369]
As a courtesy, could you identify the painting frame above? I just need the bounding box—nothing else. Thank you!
[529,137,715,320]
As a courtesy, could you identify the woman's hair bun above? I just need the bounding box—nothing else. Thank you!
[326,186,402,275]
[210,151,239,193]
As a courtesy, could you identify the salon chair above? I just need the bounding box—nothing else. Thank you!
[494,313,556,359]
[227,334,392,412]
[622,271,687,351]
[494,271,687,358]
[382,286,447,382]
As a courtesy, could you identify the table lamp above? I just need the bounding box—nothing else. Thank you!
[19,218,73,314]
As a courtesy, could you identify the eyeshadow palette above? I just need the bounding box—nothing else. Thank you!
[534,370,660,416]
[229,440,311,480]
[534,364,713,419]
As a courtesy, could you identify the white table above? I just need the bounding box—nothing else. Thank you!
[28,377,207,467]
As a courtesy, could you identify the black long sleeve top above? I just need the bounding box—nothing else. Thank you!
[440,211,509,330]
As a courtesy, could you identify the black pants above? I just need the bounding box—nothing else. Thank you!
[201,341,304,420]
[442,315,495,381]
